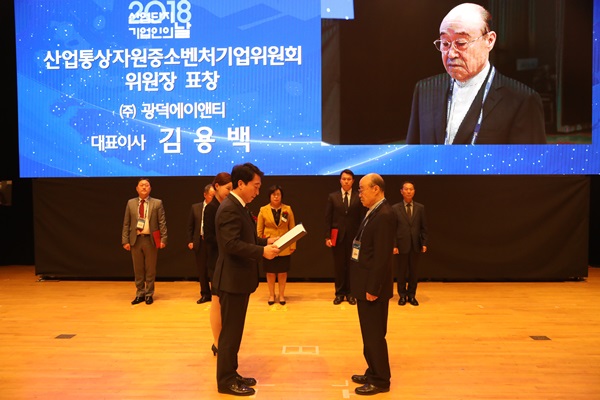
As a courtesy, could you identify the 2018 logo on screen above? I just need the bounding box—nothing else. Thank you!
[128,0,192,25]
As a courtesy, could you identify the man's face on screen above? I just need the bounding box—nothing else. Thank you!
[439,7,495,82]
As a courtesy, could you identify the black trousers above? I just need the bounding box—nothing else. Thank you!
[332,234,353,297]
[357,299,391,388]
[216,291,250,389]
[194,239,211,297]
[395,252,420,297]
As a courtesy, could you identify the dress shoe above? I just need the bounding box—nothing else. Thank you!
[279,298,286,305]
[211,344,218,356]
[408,297,419,306]
[347,296,357,305]
[196,295,211,304]
[145,296,153,305]
[218,381,255,396]
[355,383,390,395]
[131,297,144,305]
[236,375,257,386]
[398,296,407,306]
[333,295,344,305]
[351,374,368,384]
[268,299,275,306]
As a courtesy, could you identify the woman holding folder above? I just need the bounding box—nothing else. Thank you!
[257,185,296,306]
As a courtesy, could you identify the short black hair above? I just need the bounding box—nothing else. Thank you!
[340,169,355,179]
[231,163,264,189]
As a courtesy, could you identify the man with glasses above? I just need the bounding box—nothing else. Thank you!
[406,3,546,145]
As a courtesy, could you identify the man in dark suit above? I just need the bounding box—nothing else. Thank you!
[392,181,429,306]
[121,178,167,305]
[212,163,280,397]
[325,169,365,305]
[349,173,396,396]
[187,183,215,304]
[406,3,546,145]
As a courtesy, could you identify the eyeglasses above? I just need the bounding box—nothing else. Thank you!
[433,33,488,52]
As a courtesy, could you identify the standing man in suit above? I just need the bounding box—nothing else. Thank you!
[212,163,280,396]
[187,183,216,304]
[122,178,168,305]
[392,181,429,306]
[325,169,365,305]
[406,2,546,144]
[349,173,396,396]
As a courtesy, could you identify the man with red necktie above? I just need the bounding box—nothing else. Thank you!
[122,178,168,305]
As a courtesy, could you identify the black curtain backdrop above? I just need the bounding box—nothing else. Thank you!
[33,175,589,281]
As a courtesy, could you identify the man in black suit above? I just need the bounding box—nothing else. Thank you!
[325,169,365,305]
[187,183,215,304]
[349,173,396,396]
[406,3,546,145]
[392,181,428,306]
[212,163,280,396]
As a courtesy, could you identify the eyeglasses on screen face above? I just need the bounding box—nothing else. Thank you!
[433,33,488,52]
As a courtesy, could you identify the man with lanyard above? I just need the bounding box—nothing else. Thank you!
[348,173,396,395]
[406,2,546,144]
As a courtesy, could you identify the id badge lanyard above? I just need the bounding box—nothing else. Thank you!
[445,66,496,145]
[351,200,384,262]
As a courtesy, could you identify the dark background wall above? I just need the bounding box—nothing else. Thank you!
[30,175,590,281]
[2,0,599,279]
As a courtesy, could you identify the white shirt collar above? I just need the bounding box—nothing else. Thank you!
[230,191,246,207]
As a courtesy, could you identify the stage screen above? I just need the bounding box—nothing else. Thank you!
[14,0,599,177]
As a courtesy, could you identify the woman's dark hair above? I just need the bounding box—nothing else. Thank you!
[212,172,231,189]
[268,185,284,199]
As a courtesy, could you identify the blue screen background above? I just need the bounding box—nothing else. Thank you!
[14,0,599,177]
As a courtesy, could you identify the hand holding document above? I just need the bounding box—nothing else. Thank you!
[330,228,339,247]
[273,223,307,251]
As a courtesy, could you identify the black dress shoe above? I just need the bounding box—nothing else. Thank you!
[333,295,344,305]
[145,296,153,305]
[196,295,211,304]
[408,297,419,306]
[355,383,390,395]
[347,296,357,305]
[211,344,218,356]
[131,297,144,305]
[351,374,368,384]
[218,381,255,396]
[398,296,407,306]
[268,299,275,305]
[236,375,257,386]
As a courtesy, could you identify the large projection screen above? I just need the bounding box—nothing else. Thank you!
[14,0,599,177]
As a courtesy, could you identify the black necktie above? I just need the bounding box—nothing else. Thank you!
[344,191,349,210]
[200,203,205,236]
[406,203,412,219]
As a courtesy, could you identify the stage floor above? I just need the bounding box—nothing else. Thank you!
[1,265,599,400]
